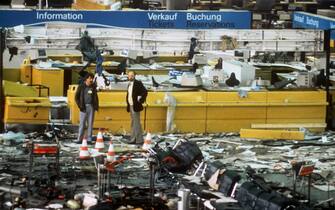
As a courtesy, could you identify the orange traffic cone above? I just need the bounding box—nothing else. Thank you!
[106,139,116,162]
[142,131,152,151]
[79,137,90,160]
[95,129,105,152]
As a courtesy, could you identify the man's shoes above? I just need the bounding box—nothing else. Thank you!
[122,135,131,141]
[73,140,95,145]
[87,141,95,145]
[127,141,143,145]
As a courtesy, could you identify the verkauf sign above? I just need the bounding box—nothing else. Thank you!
[0,9,251,29]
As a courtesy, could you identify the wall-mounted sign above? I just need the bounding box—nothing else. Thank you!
[0,9,251,29]
[293,11,335,39]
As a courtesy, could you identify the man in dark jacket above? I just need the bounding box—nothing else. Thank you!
[75,73,99,143]
[126,71,147,144]
[188,37,198,61]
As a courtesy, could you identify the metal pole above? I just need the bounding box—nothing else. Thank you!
[308,175,311,204]
[107,170,110,193]
[104,169,107,196]
[197,196,200,210]
[149,160,155,206]
[0,28,5,133]
[177,188,190,210]
[324,29,332,129]
[293,170,296,195]
[97,164,101,198]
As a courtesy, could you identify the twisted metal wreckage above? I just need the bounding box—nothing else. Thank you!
[1,126,335,209]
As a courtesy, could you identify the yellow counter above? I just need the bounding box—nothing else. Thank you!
[47,54,126,65]
[32,67,64,96]
[4,97,51,124]
[145,92,167,132]
[72,0,110,10]
[266,91,327,125]
[67,87,327,134]
[206,91,267,132]
[146,91,207,133]
[145,55,188,63]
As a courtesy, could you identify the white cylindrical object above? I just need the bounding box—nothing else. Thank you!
[177,189,190,210]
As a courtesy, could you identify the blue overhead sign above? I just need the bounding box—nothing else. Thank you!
[293,11,335,39]
[0,9,251,29]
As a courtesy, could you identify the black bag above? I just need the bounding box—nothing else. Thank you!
[204,160,225,181]
[255,190,292,210]
[210,201,242,210]
[236,181,263,210]
[82,51,97,62]
[267,192,292,210]
[218,170,241,197]
[236,181,293,210]
[172,141,203,171]
[254,191,275,210]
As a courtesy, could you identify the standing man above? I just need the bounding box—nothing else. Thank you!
[188,37,199,62]
[75,73,99,143]
[126,71,147,144]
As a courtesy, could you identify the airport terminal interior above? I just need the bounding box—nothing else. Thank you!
[1,0,335,209]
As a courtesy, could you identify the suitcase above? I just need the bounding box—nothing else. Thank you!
[265,192,292,210]
[204,160,225,181]
[210,201,243,210]
[218,170,241,197]
[236,181,293,210]
[236,181,264,210]
[172,141,203,170]
[255,190,292,210]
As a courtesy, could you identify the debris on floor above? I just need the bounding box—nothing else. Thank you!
[0,127,335,209]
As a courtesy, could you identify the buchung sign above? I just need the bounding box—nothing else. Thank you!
[0,9,251,29]
[293,11,335,39]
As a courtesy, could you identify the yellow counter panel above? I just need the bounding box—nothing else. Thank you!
[145,91,207,133]
[4,97,51,124]
[206,91,267,132]
[266,91,327,122]
[32,67,64,96]
[67,87,327,133]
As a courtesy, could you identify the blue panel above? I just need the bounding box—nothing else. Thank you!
[293,11,335,39]
[0,9,251,29]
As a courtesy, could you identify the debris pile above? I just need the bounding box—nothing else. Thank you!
[0,129,334,209]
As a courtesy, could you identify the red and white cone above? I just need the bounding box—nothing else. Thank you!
[95,129,105,152]
[79,137,90,160]
[106,139,116,162]
[142,131,152,151]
